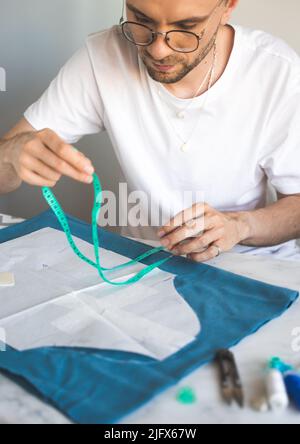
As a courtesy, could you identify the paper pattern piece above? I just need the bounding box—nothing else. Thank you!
[0,228,200,360]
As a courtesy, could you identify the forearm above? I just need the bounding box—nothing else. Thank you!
[229,196,300,247]
[0,138,22,194]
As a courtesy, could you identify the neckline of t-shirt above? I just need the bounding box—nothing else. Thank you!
[141,22,242,105]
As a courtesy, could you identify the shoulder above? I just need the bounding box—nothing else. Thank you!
[233,23,300,78]
[85,25,138,67]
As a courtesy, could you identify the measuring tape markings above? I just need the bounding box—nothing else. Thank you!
[42,174,171,286]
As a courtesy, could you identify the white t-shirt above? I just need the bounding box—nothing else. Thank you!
[24,24,300,260]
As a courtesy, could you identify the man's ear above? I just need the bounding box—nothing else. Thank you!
[221,0,239,26]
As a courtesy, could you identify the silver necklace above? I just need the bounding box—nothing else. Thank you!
[173,61,214,120]
[157,43,218,153]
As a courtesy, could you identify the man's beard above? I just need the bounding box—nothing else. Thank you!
[141,31,218,84]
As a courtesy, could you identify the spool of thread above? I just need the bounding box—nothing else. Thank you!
[284,373,300,411]
[265,369,289,412]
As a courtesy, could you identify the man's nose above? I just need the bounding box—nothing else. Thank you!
[146,33,174,61]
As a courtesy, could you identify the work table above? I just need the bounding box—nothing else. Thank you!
[0,213,299,424]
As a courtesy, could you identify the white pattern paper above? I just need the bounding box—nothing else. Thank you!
[0,228,200,360]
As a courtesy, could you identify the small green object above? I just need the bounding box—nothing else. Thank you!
[268,356,294,373]
[176,387,197,405]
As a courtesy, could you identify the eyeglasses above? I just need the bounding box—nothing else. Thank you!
[120,0,225,54]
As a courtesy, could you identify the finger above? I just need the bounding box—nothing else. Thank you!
[158,202,207,237]
[160,217,205,250]
[20,169,59,188]
[30,140,94,184]
[187,244,223,263]
[171,228,223,256]
[22,155,61,183]
[38,129,95,176]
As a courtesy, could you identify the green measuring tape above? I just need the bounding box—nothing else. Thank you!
[42,174,170,286]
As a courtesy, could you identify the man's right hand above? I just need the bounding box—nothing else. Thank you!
[3,128,95,188]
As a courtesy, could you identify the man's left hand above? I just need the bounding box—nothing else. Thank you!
[157,203,250,262]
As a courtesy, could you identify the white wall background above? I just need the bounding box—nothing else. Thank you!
[0,0,299,223]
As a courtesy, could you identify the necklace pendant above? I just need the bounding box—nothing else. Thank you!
[177,111,186,119]
[180,143,189,153]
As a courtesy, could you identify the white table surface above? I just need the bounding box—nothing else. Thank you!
[0,213,299,424]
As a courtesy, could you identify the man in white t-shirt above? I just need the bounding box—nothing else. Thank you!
[1,0,300,261]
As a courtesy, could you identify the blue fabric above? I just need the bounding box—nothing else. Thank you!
[0,210,298,424]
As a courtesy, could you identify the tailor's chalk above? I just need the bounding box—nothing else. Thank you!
[0,272,15,287]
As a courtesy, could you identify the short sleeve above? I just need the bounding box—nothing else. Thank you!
[24,44,105,144]
[259,69,300,195]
